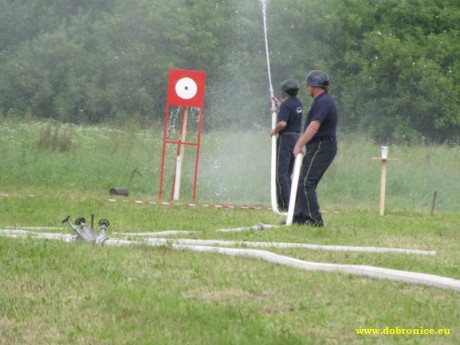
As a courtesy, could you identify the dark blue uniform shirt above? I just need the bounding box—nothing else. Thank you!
[278,97,303,134]
[304,91,337,139]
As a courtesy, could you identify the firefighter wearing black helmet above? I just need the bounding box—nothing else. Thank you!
[270,79,303,211]
[292,70,337,227]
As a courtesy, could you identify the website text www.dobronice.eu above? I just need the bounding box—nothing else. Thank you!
[355,327,451,336]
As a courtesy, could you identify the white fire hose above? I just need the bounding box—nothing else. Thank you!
[1,228,458,291]
[285,153,303,225]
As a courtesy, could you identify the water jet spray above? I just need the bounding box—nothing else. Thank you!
[261,0,285,216]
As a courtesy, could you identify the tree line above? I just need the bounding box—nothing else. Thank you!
[0,0,458,143]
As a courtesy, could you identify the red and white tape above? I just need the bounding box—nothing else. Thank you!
[105,198,269,211]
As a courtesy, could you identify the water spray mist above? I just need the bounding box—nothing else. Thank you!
[261,0,285,216]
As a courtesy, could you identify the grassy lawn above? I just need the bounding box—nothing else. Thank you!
[0,120,459,344]
[0,192,459,345]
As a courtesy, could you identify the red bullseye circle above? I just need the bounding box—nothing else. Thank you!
[175,77,198,100]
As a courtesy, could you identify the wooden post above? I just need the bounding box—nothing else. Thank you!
[173,107,188,201]
[430,191,437,216]
[379,158,387,216]
[373,147,397,216]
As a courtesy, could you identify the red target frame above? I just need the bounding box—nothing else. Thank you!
[167,69,206,108]
[159,69,206,201]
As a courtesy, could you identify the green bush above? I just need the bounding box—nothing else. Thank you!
[37,124,73,153]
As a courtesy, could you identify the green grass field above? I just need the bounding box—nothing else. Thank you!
[1,120,459,344]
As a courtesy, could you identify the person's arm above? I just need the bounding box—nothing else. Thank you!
[293,120,320,156]
[270,121,287,136]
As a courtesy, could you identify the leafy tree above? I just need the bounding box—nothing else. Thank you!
[308,0,460,142]
[0,0,458,142]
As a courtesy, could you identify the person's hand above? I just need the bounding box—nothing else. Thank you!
[270,129,276,137]
[270,97,280,109]
[293,144,303,157]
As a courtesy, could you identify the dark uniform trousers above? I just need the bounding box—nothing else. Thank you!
[293,137,337,226]
[276,133,299,210]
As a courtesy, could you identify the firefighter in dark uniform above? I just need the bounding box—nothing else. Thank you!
[270,80,303,211]
[292,70,337,227]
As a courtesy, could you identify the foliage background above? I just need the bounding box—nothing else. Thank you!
[0,0,459,142]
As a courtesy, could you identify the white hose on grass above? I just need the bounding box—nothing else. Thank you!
[0,229,436,255]
[0,229,76,242]
[173,245,460,291]
[114,231,194,237]
[115,224,277,235]
[1,226,63,231]
[145,238,436,256]
[104,239,460,292]
[216,223,278,232]
[2,229,458,291]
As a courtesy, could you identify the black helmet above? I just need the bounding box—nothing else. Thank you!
[305,70,330,89]
[280,79,299,97]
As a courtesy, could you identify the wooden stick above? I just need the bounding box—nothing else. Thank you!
[430,191,437,216]
[379,159,387,216]
[173,107,188,200]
